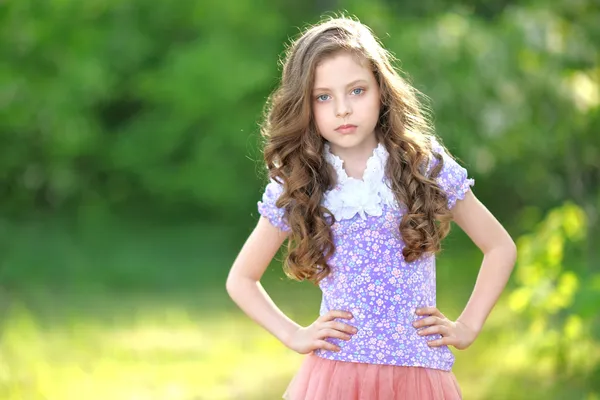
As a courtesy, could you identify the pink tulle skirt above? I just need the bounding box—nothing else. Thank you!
[283,353,462,400]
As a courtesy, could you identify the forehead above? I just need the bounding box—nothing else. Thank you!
[313,52,374,88]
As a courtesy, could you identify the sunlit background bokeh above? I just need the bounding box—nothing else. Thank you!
[1,0,599,399]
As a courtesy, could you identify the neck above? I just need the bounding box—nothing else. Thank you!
[328,136,379,180]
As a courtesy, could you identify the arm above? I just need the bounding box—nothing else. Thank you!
[225,217,300,346]
[414,143,516,347]
[452,190,517,334]
[414,190,517,348]
[226,217,358,352]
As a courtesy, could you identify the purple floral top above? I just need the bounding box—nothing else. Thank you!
[257,139,474,371]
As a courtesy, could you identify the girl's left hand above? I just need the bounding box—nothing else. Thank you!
[413,306,478,350]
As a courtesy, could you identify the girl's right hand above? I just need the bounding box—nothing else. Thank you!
[286,310,358,354]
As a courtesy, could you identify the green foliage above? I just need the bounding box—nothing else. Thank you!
[0,0,288,217]
[506,202,600,395]
[1,0,598,231]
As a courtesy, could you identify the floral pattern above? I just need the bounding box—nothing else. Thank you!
[257,139,474,371]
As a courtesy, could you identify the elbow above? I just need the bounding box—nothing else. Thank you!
[225,274,238,297]
[506,238,518,266]
[225,272,253,299]
[484,237,517,266]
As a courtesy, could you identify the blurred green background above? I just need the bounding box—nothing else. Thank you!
[1,0,599,399]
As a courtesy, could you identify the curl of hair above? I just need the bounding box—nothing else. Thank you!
[261,16,454,284]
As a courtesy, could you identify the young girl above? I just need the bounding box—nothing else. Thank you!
[226,16,517,400]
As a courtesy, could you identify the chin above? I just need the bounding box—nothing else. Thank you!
[329,135,371,148]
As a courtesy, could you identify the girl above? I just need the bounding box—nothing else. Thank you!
[226,16,517,400]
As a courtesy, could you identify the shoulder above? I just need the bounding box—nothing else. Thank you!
[426,136,450,167]
[257,177,290,231]
[424,136,462,174]
[425,136,475,209]
[262,177,285,199]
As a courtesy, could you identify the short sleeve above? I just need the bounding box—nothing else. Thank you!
[257,179,290,231]
[429,139,475,209]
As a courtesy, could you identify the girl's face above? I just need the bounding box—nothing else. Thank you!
[312,51,381,154]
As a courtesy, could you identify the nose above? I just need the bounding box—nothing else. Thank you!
[335,98,352,118]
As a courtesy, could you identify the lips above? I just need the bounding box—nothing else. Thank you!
[335,124,357,134]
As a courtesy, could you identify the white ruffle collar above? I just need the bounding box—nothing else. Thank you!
[323,142,397,221]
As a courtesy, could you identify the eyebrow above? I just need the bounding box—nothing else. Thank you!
[313,79,369,92]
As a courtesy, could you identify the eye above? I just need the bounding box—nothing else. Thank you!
[316,94,331,102]
[351,88,365,95]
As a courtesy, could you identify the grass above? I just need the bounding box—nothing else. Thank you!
[0,214,311,400]
[1,290,304,400]
[0,214,597,399]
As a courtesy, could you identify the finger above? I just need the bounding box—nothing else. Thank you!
[417,325,449,337]
[427,336,456,347]
[315,340,341,352]
[319,310,353,322]
[325,321,358,335]
[413,316,444,328]
[317,328,352,341]
[416,306,445,319]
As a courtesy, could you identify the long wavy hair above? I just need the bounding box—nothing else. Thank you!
[261,16,454,284]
